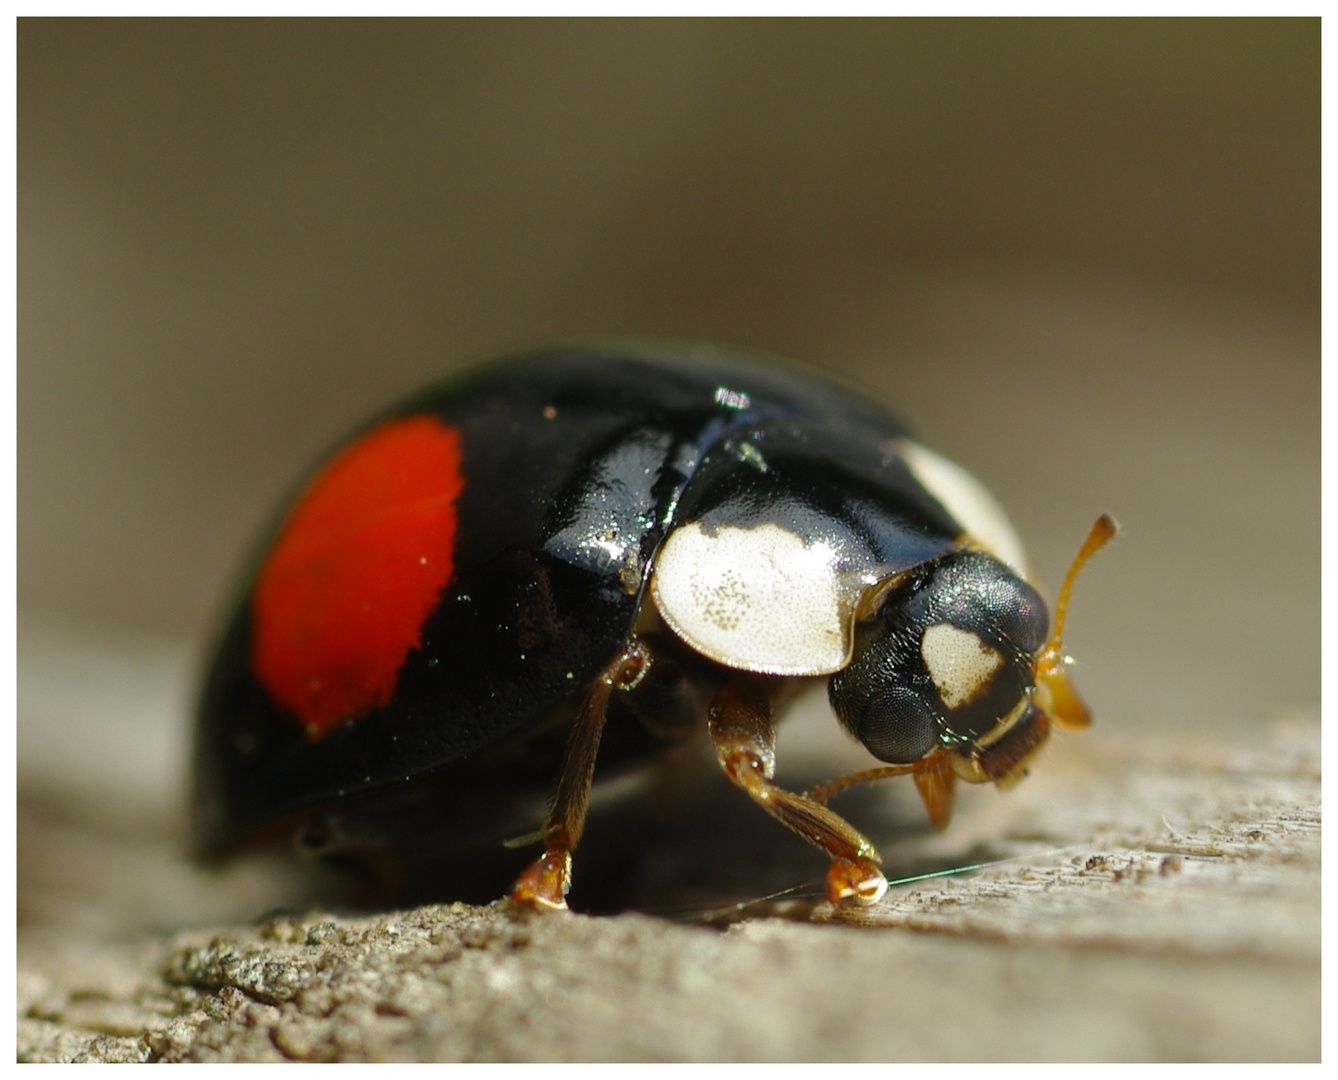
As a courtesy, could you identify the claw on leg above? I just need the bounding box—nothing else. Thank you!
[826,856,888,905]
[508,850,571,911]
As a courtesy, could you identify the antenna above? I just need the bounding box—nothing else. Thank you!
[1035,514,1118,729]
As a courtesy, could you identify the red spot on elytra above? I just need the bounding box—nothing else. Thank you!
[251,415,465,738]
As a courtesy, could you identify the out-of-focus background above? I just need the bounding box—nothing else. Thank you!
[18,21,1318,934]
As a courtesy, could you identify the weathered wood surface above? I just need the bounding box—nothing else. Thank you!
[17,708,1318,1062]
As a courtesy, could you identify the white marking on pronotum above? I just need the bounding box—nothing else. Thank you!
[921,622,1002,708]
[651,521,861,675]
[895,439,1028,577]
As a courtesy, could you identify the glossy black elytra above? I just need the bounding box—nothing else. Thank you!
[194,341,1114,910]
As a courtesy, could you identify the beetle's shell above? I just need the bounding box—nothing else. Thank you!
[193,342,1010,856]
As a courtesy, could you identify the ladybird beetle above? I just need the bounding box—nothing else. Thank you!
[194,341,1114,910]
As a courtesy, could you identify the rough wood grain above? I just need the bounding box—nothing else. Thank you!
[17,715,1318,1062]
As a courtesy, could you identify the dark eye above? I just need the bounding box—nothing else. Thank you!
[932,560,1049,656]
[858,685,937,764]
[990,577,1048,654]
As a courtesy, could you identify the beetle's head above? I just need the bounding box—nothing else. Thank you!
[829,515,1115,793]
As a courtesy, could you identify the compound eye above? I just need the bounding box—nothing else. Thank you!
[858,685,938,764]
[993,578,1049,655]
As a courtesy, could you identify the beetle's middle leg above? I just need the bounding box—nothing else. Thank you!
[509,638,651,911]
[708,679,888,904]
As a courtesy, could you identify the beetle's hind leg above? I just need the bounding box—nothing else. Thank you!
[509,639,651,911]
[708,680,888,904]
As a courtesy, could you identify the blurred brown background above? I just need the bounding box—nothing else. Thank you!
[18,19,1317,832]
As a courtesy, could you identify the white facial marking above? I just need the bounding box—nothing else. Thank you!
[921,623,1003,709]
[897,439,1028,577]
[651,521,855,675]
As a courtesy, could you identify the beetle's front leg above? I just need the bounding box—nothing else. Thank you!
[508,639,650,911]
[805,752,957,829]
[707,680,888,904]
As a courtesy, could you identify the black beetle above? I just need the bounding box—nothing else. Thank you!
[194,341,1113,909]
